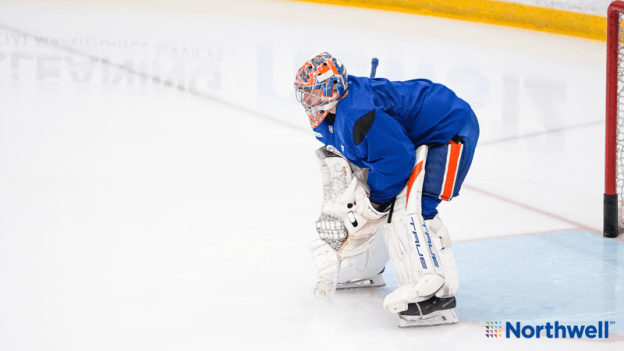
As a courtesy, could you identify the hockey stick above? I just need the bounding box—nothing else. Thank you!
[314,258,342,302]
[370,58,379,79]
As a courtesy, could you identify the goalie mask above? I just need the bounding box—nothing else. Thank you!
[294,52,349,128]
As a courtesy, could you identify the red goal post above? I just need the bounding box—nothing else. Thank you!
[605,1,624,238]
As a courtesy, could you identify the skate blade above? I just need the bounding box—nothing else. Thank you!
[336,274,385,290]
[398,309,459,328]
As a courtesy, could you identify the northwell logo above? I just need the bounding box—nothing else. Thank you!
[485,322,502,338]
[486,321,614,339]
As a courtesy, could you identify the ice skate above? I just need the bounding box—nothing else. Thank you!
[337,269,385,290]
[398,296,459,328]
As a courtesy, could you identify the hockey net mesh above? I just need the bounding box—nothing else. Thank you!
[618,12,624,230]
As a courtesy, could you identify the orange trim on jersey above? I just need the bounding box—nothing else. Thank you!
[440,141,463,201]
[405,161,424,207]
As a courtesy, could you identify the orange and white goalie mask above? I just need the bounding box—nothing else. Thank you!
[294,52,349,128]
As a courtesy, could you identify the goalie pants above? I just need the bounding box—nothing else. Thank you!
[421,111,479,220]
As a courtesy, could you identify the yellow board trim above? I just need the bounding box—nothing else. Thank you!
[287,0,607,41]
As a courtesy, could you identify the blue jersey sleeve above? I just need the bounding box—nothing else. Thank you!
[349,109,416,204]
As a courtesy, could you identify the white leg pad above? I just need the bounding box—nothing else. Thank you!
[382,215,426,287]
[383,274,445,313]
[381,145,460,316]
[425,215,459,298]
[310,228,389,287]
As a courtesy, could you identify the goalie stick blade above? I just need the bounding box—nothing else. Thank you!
[314,280,336,302]
[314,258,341,302]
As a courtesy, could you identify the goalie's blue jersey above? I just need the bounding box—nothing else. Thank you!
[313,75,474,204]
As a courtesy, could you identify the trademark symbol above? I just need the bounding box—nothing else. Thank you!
[610,321,616,325]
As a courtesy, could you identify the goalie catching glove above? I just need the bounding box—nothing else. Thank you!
[316,176,388,259]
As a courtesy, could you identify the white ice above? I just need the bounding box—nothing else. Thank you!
[0,0,621,350]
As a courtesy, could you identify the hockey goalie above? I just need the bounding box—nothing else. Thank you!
[294,53,479,328]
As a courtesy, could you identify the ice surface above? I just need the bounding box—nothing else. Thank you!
[0,0,621,349]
